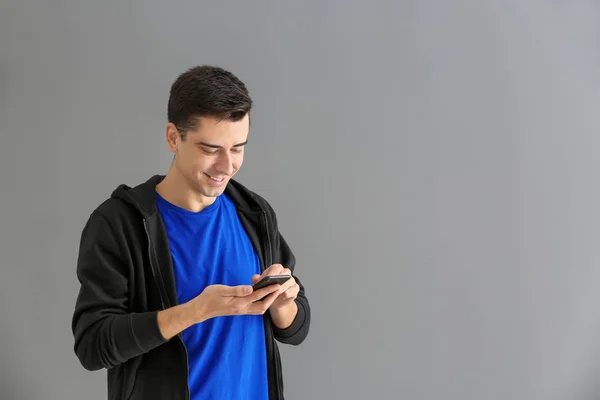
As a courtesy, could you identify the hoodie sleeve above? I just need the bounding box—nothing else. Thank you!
[268,210,311,346]
[72,210,167,371]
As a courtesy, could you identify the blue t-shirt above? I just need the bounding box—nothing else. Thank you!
[156,192,269,400]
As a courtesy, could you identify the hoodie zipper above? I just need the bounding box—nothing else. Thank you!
[261,211,284,399]
[261,211,272,267]
[143,219,168,309]
[143,218,191,400]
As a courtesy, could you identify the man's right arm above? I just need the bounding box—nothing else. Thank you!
[72,210,281,370]
[156,303,201,340]
[72,211,170,371]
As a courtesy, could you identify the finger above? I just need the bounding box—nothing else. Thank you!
[263,263,284,276]
[247,283,281,303]
[247,290,280,314]
[222,285,253,297]
[251,274,261,284]
[282,284,300,300]
[279,276,295,291]
[261,290,281,307]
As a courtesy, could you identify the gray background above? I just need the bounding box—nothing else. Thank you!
[1,1,600,399]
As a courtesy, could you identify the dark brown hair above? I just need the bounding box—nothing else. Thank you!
[167,65,252,137]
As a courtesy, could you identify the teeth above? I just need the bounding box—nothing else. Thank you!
[208,175,224,181]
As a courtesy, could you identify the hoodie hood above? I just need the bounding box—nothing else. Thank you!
[110,174,265,219]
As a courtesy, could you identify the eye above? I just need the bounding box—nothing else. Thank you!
[201,147,219,155]
[231,147,243,153]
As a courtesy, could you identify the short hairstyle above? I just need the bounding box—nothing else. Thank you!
[167,65,252,137]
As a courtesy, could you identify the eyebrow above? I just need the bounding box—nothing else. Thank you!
[196,141,248,149]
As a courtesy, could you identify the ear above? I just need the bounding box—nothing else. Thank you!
[165,123,180,153]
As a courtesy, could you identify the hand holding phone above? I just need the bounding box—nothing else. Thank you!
[251,264,299,311]
[252,274,291,291]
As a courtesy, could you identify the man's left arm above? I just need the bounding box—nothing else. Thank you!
[254,215,311,345]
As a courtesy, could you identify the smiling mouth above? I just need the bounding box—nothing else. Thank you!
[204,173,226,182]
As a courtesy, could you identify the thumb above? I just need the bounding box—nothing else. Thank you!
[223,285,253,297]
[251,274,262,284]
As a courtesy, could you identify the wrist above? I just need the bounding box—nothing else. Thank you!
[270,300,298,329]
[271,300,295,314]
[185,299,209,324]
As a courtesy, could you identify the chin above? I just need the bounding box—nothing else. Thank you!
[197,181,228,197]
[202,187,226,197]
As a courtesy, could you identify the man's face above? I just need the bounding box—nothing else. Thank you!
[167,114,249,199]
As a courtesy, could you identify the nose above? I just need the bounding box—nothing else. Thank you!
[214,151,234,175]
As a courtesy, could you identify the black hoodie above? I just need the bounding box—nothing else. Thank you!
[71,175,310,400]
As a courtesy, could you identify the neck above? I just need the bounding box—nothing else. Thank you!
[155,165,216,213]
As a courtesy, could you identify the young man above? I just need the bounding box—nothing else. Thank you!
[71,65,311,400]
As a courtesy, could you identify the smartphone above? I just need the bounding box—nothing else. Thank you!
[252,274,291,291]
